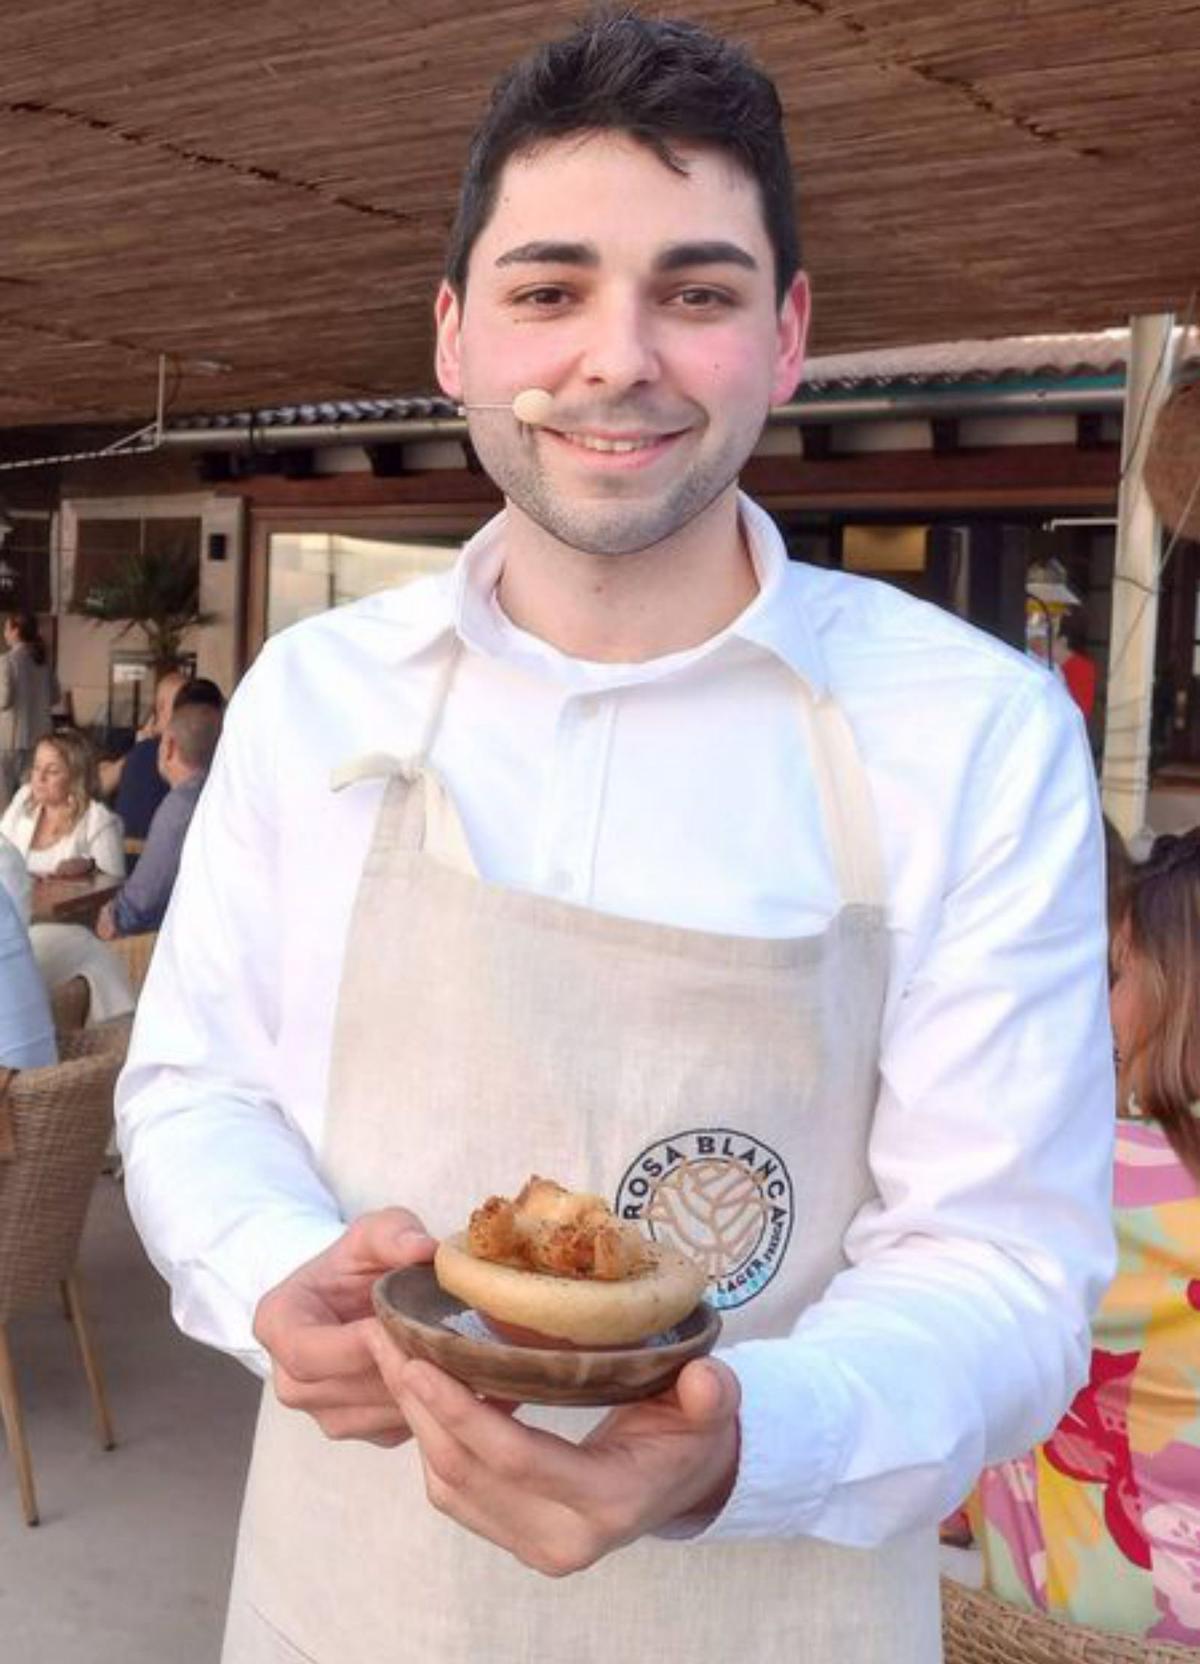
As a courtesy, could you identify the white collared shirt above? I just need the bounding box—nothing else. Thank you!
[117,494,1114,1547]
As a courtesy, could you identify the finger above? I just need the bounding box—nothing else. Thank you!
[335,1209,436,1278]
[675,1358,740,1428]
[397,1359,592,1500]
[271,1314,389,1384]
[312,1403,414,1444]
[273,1358,407,1413]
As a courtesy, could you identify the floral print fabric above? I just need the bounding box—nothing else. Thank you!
[973,1120,1200,1642]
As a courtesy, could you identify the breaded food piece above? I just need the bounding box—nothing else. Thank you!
[465,1177,649,1281]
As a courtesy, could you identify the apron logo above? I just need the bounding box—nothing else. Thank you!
[615,1129,794,1310]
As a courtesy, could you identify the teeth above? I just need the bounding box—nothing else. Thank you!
[561,432,659,454]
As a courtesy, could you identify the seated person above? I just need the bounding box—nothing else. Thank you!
[0,729,124,879]
[0,826,31,923]
[109,672,225,841]
[0,881,55,1068]
[971,827,1200,1643]
[96,701,222,939]
[30,921,134,1025]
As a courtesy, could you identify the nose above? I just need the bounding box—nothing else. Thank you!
[578,289,659,395]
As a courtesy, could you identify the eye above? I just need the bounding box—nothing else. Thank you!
[510,284,574,312]
[669,285,736,312]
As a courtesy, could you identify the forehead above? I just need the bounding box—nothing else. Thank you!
[472,131,771,271]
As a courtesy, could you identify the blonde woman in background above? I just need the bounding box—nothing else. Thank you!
[0,612,60,807]
[0,728,124,879]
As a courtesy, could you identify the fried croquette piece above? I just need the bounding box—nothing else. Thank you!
[467,1195,527,1266]
[467,1178,650,1281]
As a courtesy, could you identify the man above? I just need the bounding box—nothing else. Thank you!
[105,670,225,838]
[101,665,184,834]
[117,16,1114,1664]
[96,702,222,939]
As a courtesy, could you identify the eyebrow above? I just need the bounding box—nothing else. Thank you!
[495,241,598,269]
[655,241,758,274]
[493,239,758,273]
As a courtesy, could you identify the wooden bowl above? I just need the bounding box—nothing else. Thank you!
[373,1263,721,1407]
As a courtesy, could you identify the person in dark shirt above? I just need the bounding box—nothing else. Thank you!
[109,672,226,840]
[97,702,222,939]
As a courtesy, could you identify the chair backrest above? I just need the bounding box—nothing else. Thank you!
[48,975,91,1038]
[942,1577,1198,1663]
[0,1017,132,1320]
[106,931,158,999]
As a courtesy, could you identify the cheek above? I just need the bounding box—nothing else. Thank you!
[690,331,778,405]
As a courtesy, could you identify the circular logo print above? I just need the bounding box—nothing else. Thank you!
[615,1129,794,1310]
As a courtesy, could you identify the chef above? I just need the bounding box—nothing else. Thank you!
[117,14,1114,1664]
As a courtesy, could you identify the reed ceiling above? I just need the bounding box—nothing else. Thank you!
[2,0,1198,429]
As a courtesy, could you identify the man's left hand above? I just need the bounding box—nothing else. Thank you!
[367,1334,740,1576]
[95,902,116,940]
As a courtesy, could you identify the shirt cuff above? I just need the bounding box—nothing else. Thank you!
[165,1210,348,1376]
[691,1337,856,1542]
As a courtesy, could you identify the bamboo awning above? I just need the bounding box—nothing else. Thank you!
[2,0,1198,429]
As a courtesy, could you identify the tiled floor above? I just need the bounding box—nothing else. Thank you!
[0,1176,260,1664]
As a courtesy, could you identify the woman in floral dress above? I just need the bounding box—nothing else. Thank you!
[972,828,1200,1642]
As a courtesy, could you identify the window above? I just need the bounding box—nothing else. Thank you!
[74,517,200,607]
[266,531,459,637]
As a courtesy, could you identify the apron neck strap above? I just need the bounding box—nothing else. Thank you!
[334,641,887,910]
[411,639,462,768]
[796,684,887,910]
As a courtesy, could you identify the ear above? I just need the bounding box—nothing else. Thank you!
[770,271,811,406]
[434,281,465,401]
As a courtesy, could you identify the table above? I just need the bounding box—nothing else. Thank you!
[31,874,122,929]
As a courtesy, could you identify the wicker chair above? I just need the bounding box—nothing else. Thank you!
[0,1017,132,1526]
[942,1577,1198,1664]
[105,930,158,1000]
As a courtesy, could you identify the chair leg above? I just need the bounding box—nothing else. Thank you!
[62,1274,116,1452]
[0,1322,39,1526]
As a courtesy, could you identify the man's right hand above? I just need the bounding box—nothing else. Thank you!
[253,1208,436,1447]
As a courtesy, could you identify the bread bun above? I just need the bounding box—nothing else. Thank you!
[435,1230,706,1347]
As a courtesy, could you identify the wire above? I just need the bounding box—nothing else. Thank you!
[0,423,161,474]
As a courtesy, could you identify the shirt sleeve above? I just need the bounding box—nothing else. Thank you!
[0,833,32,924]
[0,887,56,1068]
[116,650,345,1376]
[112,790,187,935]
[0,791,23,847]
[704,675,1116,1548]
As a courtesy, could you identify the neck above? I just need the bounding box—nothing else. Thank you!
[495,487,757,662]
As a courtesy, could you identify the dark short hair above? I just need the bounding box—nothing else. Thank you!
[7,612,47,665]
[446,11,801,302]
[173,676,225,714]
[167,702,222,772]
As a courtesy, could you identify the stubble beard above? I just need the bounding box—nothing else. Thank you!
[468,418,755,558]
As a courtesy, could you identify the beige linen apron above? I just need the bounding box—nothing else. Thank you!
[223,652,940,1664]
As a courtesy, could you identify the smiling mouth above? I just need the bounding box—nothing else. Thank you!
[550,429,684,455]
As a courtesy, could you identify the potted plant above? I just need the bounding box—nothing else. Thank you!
[73,539,215,673]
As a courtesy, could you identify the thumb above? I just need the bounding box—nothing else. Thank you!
[676,1357,740,1428]
[339,1207,437,1275]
